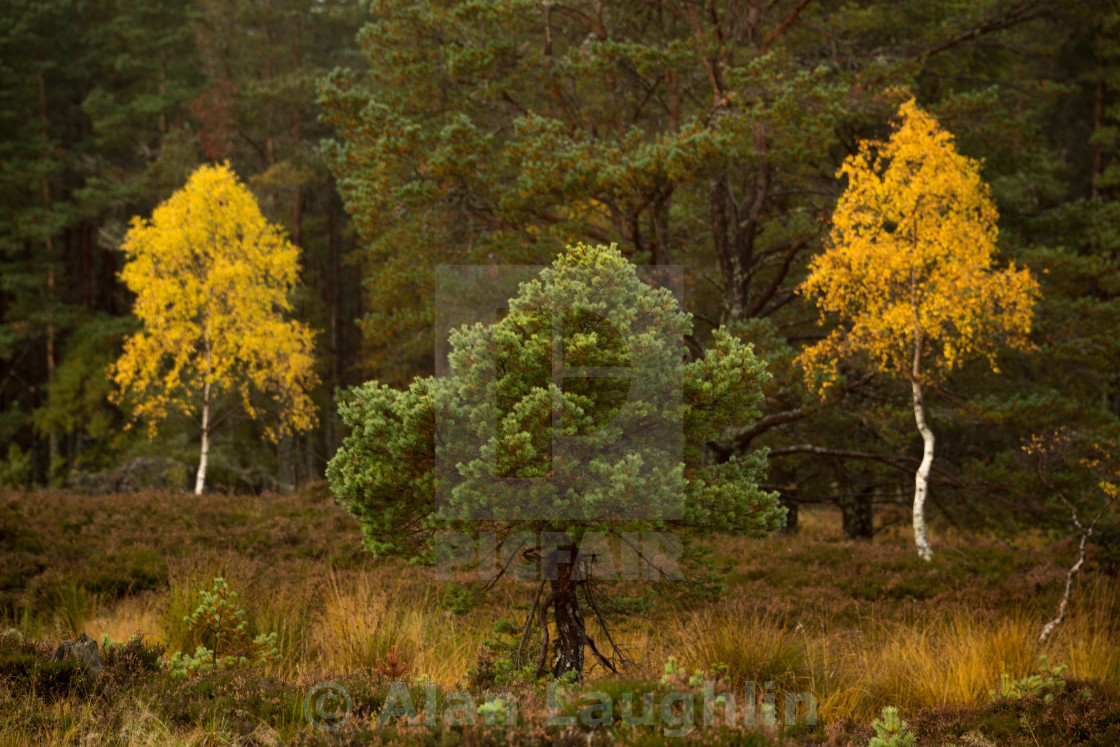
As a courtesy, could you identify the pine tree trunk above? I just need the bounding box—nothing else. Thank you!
[302,433,315,485]
[911,377,935,561]
[278,434,294,492]
[840,486,874,539]
[195,379,211,495]
[711,172,747,322]
[38,68,58,475]
[158,53,168,140]
[324,194,337,455]
[81,222,92,311]
[780,488,799,535]
[1093,53,1105,199]
[549,544,586,682]
[291,106,303,247]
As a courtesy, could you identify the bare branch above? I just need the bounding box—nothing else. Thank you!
[920,1,1049,60]
[746,240,806,317]
[513,580,545,668]
[481,538,528,593]
[719,371,874,450]
[1034,454,1119,646]
[761,0,814,53]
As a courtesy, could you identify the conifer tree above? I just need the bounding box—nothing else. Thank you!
[328,244,784,681]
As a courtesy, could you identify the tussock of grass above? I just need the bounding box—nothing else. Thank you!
[85,594,162,651]
[673,604,815,692]
[833,610,1039,719]
[661,583,1120,723]
[310,569,496,685]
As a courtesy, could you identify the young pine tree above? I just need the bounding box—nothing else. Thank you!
[328,243,785,682]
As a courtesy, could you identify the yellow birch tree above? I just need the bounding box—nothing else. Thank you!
[110,163,318,494]
[799,99,1039,561]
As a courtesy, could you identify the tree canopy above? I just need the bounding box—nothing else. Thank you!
[0,0,1117,555]
[800,99,1038,389]
[110,162,319,493]
[800,100,1040,559]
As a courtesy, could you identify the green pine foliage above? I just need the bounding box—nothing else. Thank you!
[166,577,278,679]
[327,243,785,680]
[990,656,1070,704]
[869,706,918,747]
[328,243,785,554]
[0,444,33,489]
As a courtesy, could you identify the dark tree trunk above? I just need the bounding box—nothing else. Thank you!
[548,543,586,681]
[38,67,58,473]
[1093,54,1105,199]
[839,487,874,539]
[80,221,92,311]
[292,107,303,248]
[710,172,745,321]
[780,489,799,535]
[324,192,338,454]
[277,434,294,492]
[303,432,315,484]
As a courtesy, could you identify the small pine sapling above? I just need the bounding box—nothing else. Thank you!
[167,577,278,678]
[869,706,917,747]
[990,655,1068,703]
[373,644,410,681]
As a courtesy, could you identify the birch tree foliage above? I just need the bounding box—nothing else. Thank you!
[799,99,1039,559]
[799,99,1039,390]
[109,163,318,488]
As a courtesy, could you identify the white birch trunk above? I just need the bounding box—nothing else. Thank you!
[1037,533,1087,645]
[1035,481,1117,645]
[910,377,935,561]
[194,378,211,495]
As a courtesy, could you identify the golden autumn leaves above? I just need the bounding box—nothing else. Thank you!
[109,163,318,491]
[799,98,1039,390]
[108,101,1039,504]
[799,99,1040,561]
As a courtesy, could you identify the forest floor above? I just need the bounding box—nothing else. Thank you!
[1,486,1119,745]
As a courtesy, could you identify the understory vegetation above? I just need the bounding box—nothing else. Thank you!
[2,487,1118,745]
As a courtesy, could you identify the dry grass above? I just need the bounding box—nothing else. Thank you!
[659,579,1120,722]
[308,568,482,684]
[84,595,162,651]
[3,486,1119,740]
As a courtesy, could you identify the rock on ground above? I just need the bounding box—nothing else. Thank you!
[49,632,103,673]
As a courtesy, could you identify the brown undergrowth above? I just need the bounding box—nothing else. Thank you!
[1,486,1118,743]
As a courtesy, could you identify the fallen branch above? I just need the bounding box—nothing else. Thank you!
[1035,464,1118,646]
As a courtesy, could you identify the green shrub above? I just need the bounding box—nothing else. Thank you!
[990,655,1068,703]
[166,577,278,678]
[0,444,32,488]
[869,706,917,747]
[441,583,477,616]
